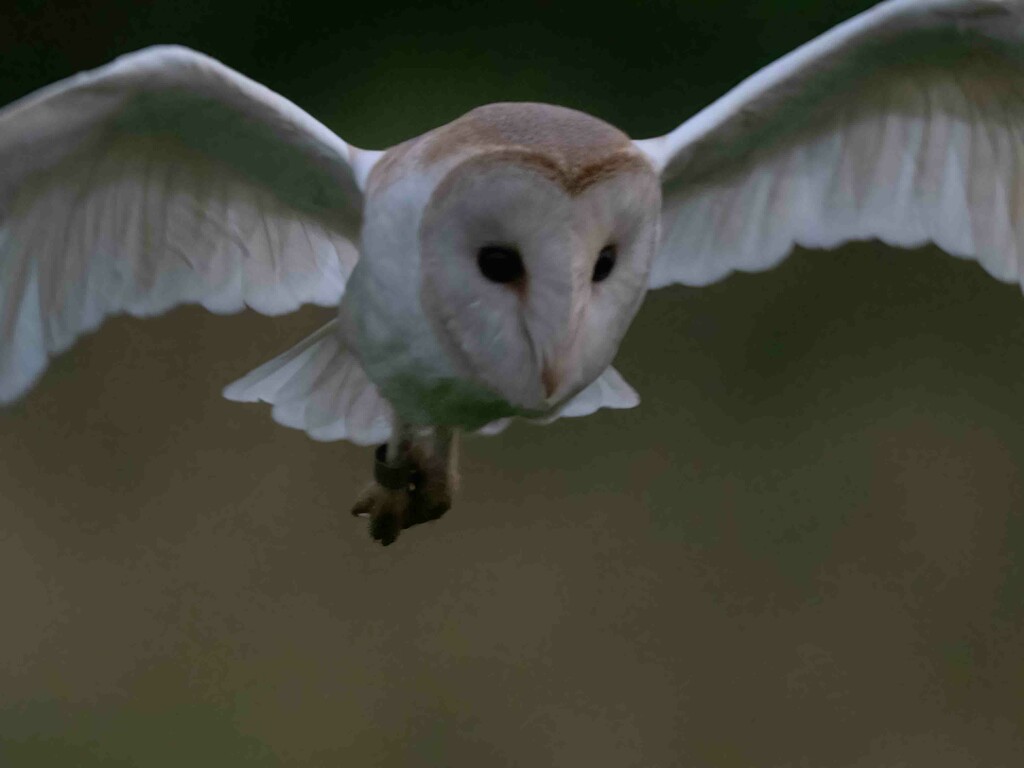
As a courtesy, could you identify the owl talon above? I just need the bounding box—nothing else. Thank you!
[352,429,458,545]
[369,505,402,545]
[350,490,376,519]
[352,483,413,545]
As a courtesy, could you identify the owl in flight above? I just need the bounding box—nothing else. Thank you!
[1,0,1022,544]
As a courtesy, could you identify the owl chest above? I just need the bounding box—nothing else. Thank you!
[340,253,521,430]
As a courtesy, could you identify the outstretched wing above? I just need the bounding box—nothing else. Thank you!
[0,45,380,402]
[635,0,1024,289]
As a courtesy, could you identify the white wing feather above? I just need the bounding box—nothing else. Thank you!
[635,0,1024,289]
[222,321,393,446]
[544,366,640,419]
[478,367,640,436]
[0,46,379,402]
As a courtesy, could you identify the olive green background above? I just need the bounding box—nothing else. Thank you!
[1,0,1022,765]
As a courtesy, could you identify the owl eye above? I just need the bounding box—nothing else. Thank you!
[477,245,526,284]
[593,245,617,283]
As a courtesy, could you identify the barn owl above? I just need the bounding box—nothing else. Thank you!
[2,0,1023,544]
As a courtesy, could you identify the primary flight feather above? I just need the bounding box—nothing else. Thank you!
[2,0,1022,544]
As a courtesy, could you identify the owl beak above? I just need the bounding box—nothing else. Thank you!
[534,272,586,407]
[539,325,581,405]
[541,361,560,400]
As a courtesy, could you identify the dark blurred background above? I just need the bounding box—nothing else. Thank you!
[1,0,1022,765]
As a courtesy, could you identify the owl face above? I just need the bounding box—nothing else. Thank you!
[420,148,661,413]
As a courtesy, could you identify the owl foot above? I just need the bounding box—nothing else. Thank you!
[351,434,456,546]
[351,482,410,546]
[406,444,454,526]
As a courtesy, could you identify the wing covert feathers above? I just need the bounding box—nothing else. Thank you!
[223,320,393,446]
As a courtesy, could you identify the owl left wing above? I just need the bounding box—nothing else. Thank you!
[635,0,1024,289]
[0,46,380,403]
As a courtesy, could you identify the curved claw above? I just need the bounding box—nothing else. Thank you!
[370,506,402,546]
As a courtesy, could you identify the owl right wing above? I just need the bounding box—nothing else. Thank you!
[0,46,380,403]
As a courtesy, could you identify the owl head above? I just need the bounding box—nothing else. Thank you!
[395,103,661,414]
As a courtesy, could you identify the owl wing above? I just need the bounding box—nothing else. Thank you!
[478,368,639,436]
[0,45,380,403]
[223,320,394,446]
[635,0,1024,290]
